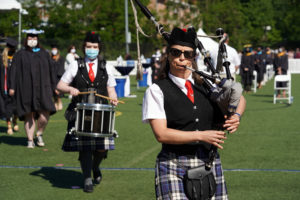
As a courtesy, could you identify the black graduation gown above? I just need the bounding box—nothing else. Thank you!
[9,48,56,120]
[52,56,65,98]
[240,53,255,88]
[0,57,6,117]
[53,56,65,84]
[275,53,289,88]
[254,53,266,83]
[0,57,17,119]
[277,53,288,75]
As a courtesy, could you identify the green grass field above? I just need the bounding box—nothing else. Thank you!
[0,75,300,200]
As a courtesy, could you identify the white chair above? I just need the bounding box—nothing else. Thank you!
[267,64,274,81]
[273,72,292,104]
[252,70,257,93]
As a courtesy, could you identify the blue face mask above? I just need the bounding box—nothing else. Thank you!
[85,48,99,60]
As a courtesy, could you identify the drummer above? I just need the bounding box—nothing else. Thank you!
[57,31,118,193]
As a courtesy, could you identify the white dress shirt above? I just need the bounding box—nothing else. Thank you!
[142,73,194,123]
[61,57,116,87]
[210,44,241,75]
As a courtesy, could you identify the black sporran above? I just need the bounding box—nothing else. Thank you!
[183,165,216,200]
[64,103,77,122]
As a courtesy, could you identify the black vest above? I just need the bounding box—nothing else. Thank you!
[157,77,222,154]
[71,58,109,104]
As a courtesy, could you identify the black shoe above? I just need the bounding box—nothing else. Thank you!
[94,176,102,185]
[83,183,93,193]
[83,178,93,193]
[93,170,102,185]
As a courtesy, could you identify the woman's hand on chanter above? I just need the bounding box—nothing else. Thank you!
[199,130,227,149]
[223,114,240,133]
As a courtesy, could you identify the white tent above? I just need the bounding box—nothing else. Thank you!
[0,0,27,49]
[0,0,21,10]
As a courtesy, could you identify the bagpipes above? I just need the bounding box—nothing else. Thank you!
[132,0,243,117]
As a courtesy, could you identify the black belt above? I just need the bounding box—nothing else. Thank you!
[162,142,211,155]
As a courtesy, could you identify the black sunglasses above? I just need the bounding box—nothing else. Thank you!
[169,48,196,59]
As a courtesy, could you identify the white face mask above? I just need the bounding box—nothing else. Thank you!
[71,49,76,53]
[51,49,58,55]
[27,39,38,48]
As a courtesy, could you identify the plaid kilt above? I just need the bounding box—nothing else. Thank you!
[62,120,115,152]
[155,149,228,200]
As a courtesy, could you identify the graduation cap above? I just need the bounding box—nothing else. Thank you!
[167,27,196,49]
[5,38,18,48]
[84,31,101,43]
[22,29,44,37]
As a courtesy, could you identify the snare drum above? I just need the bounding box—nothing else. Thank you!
[75,103,117,137]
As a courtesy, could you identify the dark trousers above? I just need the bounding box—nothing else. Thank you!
[78,150,107,180]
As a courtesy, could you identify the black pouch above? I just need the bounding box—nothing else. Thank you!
[183,165,216,200]
[64,103,76,122]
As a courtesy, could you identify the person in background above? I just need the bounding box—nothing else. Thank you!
[275,46,289,98]
[151,47,162,83]
[222,33,241,81]
[265,47,274,65]
[50,44,65,111]
[254,47,266,89]
[9,29,56,148]
[0,38,19,135]
[294,48,300,59]
[65,45,79,99]
[143,27,246,199]
[240,44,255,92]
[124,53,132,60]
[287,49,294,59]
[65,45,79,71]
[57,31,118,193]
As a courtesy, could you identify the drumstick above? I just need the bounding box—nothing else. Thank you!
[95,93,125,104]
[78,91,96,95]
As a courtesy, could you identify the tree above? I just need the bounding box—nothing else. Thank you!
[241,0,281,48]
[199,0,247,50]
[272,0,300,48]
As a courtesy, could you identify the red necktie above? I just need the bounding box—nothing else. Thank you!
[185,80,194,103]
[88,62,95,82]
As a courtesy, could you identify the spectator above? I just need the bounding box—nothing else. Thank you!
[221,33,241,81]
[150,47,162,83]
[294,48,300,58]
[287,49,294,59]
[65,45,79,71]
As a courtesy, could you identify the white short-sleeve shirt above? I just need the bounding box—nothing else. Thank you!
[142,73,194,123]
[61,57,116,87]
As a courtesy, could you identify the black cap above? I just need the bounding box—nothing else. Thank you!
[6,38,18,48]
[167,27,196,49]
[84,31,101,43]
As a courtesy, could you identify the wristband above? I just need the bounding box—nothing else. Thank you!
[234,112,241,121]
